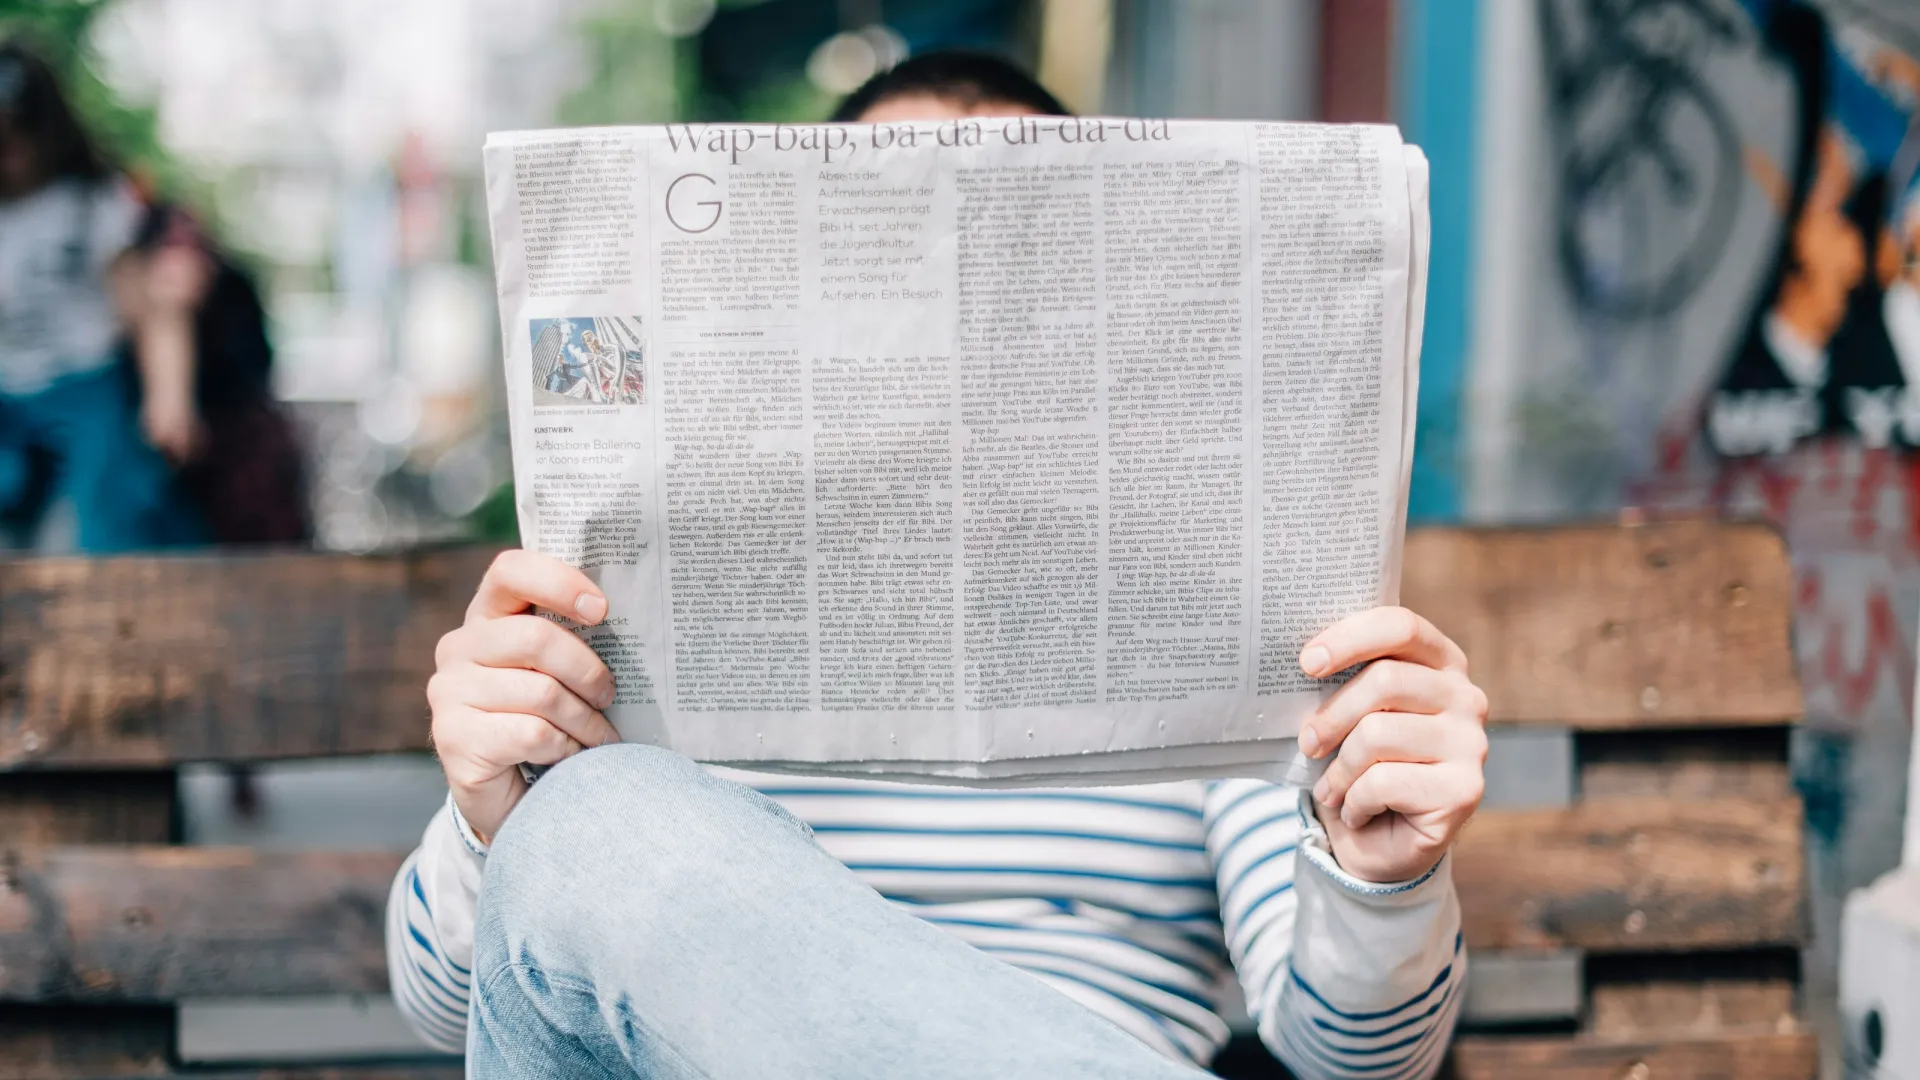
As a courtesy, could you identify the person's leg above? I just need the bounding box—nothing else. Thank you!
[470,744,1207,1080]
[0,392,53,548]
[36,368,205,552]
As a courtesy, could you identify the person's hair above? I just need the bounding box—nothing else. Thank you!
[831,50,1069,122]
[0,39,110,185]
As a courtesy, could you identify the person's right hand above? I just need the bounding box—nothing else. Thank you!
[429,550,621,843]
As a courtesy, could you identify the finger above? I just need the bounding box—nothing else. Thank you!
[468,549,607,626]
[1299,660,1475,758]
[1313,711,1485,809]
[1339,760,1483,832]
[441,614,617,710]
[1299,606,1466,679]
[517,721,588,766]
[435,707,584,789]
[466,666,619,751]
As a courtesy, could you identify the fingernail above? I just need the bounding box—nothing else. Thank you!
[1312,775,1330,803]
[576,593,608,623]
[1299,726,1321,757]
[598,687,617,710]
[1300,645,1330,677]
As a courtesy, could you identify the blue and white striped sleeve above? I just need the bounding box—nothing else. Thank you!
[385,794,488,1053]
[1204,779,1465,1080]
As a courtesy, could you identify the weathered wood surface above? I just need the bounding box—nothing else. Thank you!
[0,848,401,1001]
[1451,795,1804,951]
[0,549,494,769]
[1402,520,1801,729]
[1585,950,1801,1039]
[0,774,175,844]
[1588,977,1798,1039]
[1579,729,1794,801]
[183,1070,461,1079]
[1,520,1800,765]
[4,793,1802,1001]
[0,1003,457,1079]
[0,1005,173,1079]
[1448,1032,1817,1080]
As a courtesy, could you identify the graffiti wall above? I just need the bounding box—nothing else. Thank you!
[1481,0,1920,1008]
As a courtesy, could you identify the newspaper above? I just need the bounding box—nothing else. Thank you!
[482,118,1429,785]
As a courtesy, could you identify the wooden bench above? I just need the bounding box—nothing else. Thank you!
[0,519,1815,1078]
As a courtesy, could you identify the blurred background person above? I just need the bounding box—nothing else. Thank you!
[120,201,311,546]
[0,38,204,551]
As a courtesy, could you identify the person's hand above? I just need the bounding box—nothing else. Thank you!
[140,389,205,463]
[1296,607,1488,883]
[429,550,621,843]
[145,241,213,313]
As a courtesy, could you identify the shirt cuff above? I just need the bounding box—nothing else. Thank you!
[446,792,490,858]
[1295,786,1450,900]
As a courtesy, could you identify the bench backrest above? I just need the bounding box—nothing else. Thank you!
[0,521,1813,1078]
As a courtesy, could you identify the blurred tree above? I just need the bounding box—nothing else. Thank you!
[555,5,691,128]
[0,0,202,203]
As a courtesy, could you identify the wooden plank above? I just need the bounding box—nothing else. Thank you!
[1588,978,1797,1039]
[0,1005,173,1079]
[1452,795,1804,952]
[1402,520,1802,729]
[0,848,401,1002]
[182,1060,460,1068]
[3,793,1802,1001]
[1585,950,1800,1039]
[1448,1032,1817,1080]
[0,773,175,844]
[0,549,494,769]
[1579,729,1794,801]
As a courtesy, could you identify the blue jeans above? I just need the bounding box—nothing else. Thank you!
[0,366,204,552]
[472,745,1209,1079]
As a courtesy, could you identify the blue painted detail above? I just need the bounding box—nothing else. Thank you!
[1398,0,1480,523]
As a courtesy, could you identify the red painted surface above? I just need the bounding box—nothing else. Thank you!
[1319,0,1394,123]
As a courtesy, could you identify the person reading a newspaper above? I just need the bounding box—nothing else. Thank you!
[389,53,1486,1079]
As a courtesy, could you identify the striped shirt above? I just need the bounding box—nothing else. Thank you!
[389,773,1464,1077]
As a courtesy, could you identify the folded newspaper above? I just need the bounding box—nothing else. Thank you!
[482,118,1429,786]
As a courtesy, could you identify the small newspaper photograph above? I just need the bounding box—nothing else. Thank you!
[482,117,1429,784]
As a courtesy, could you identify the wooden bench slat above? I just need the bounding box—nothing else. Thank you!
[1,1005,173,1079]
[13,1060,458,1080]
[0,774,175,845]
[1588,978,1798,1040]
[1449,1031,1816,1080]
[2,793,1803,1001]
[1402,521,1801,729]
[3,519,1802,766]
[1584,949,1802,1040]
[0,550,493,769]
[0,848,401,1001]
[1452,794,1804,952]
[1,1002,456,1080]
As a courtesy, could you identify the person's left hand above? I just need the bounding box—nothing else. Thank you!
[1296,607,1488,884]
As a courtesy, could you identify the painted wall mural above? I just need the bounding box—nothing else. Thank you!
[1512,0,1920,1019]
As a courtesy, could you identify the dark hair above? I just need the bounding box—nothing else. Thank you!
[0,40,110,185]
[831,50,1069,122]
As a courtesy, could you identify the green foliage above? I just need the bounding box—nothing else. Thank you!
[0,0,205,207]
[555,6,691,127]
[732,72,835,124]
[466,479,521,545]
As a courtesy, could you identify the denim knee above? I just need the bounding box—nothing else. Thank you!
[478,745,808,946]
[489,744,706,869]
